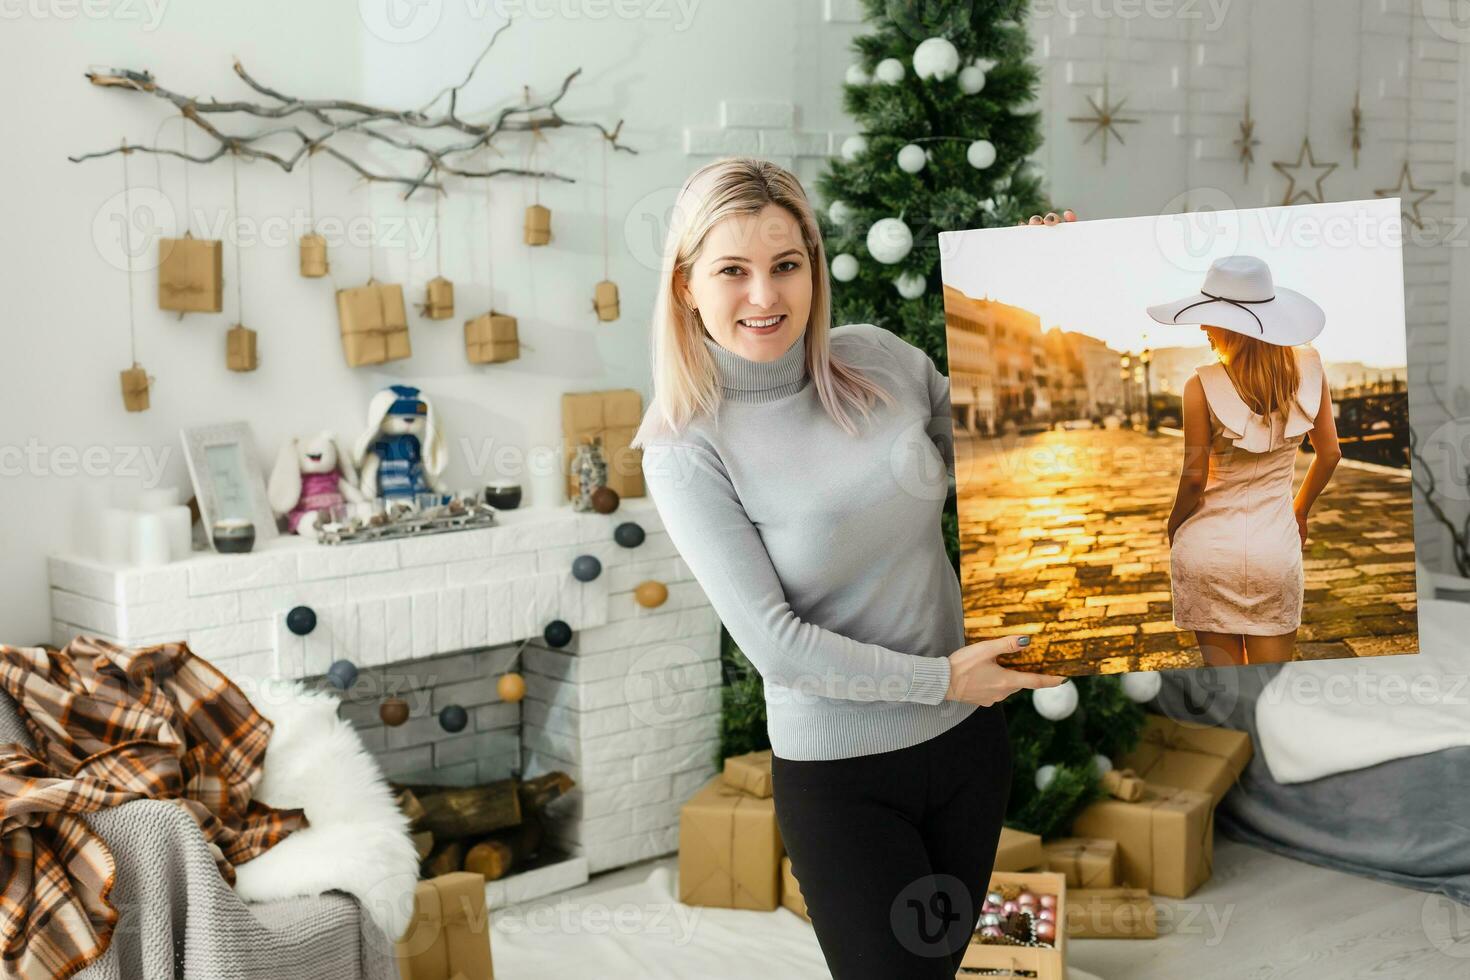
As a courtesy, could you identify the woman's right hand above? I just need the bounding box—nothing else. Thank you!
[946,635,1068,706]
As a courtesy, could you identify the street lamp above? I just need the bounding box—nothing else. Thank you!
[1120,354,1132,429]
[1141,347,1155,431]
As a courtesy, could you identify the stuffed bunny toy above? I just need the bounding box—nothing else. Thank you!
[267,432,365,539]
[353,384,447,501]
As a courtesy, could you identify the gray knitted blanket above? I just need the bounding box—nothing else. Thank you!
[0,690,400,980]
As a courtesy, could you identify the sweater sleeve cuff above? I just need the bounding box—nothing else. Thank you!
[906,656,951,705]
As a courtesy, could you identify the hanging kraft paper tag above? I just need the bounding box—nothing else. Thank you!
[158,235,223,313]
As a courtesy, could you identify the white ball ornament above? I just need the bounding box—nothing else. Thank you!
[897,144,927,174]
[828,200,854,227]
[866,217,913,265]
[1032,679,1078,721]
[1120,672,1162,703]
[875,57,905,85]
[959,65,987,94]
[831,253,860,283]
[913,37,960,81]
[1093,754,1113,777]
[840,135,869,162]
[967,139,997,170]
[895,271,926,299]
[845,63,871,86]
[1035,764,1058,792]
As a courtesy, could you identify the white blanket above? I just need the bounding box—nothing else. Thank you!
[1254,594,1470,783]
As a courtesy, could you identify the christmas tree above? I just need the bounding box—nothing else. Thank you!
[721,0,1149,841]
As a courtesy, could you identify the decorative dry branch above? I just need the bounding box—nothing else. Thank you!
[1408,367,1470,577]
[70,21,635,199]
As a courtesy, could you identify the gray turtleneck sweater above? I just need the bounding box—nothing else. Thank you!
[639,323,975,761]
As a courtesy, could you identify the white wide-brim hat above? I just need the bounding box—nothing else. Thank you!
[1146,254,1325,347]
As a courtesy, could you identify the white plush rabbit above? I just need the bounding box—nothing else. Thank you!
[267,432,364,539]
[353,384,447,501]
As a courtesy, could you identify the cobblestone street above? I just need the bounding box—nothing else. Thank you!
[956,428,1421,675]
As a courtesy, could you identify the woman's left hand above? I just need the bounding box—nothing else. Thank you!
[1295,512,1308,549]
[1019,209,1078,226]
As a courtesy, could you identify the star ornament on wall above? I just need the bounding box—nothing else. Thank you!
[1272,138,1338,205]
[1374,161,1436,230]
[1068,75,1139,165]
[1233,99,1261,181]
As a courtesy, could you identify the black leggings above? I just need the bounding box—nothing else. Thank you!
[771,703,1012,979]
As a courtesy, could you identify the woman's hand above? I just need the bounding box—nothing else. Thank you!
[946,635,1068,706]
[1019,209,1078,226]
[1295,511,1308,548]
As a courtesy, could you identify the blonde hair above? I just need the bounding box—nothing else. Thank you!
[1207,327,1302,420]
[631,157,895,448]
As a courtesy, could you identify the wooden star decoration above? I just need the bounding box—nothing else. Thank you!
[1067,75,1139,165]
[1375,160,1436,230]
[1349,90,1364,168]
[1272,137,1338,205]
[1233,99,1261,181]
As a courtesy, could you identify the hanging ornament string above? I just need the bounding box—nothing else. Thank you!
[1180,11,1194,209]
[600,132,610,282]
[151,115,193,237]
[434,164,444,277]
[120,138,138,365]
[367,183,378,282]
[307,142,318,234]
[1351,0,1365,167]
[484,147,495,308]
[230,147,245,325]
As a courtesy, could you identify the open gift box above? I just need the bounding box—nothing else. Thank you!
[960,870,1067,979]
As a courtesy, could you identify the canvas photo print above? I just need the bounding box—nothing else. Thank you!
[938,198,1421,676]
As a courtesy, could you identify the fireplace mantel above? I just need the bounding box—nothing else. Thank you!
[48,498,722,904]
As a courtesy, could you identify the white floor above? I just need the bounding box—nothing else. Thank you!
[486,838,1468,979]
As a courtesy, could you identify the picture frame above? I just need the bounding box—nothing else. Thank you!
[179,421,280,549]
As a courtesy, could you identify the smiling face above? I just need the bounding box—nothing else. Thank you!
[676,202,813,362]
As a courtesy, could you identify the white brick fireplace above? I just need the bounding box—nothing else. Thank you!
[47,499,722,906]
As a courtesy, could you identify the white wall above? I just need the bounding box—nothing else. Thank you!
[3,0,1466,642]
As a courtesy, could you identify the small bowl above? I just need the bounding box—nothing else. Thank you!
[212,518,256,553]
[485,482,522,509]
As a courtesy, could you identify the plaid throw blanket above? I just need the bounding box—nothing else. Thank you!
[0,637,308,979]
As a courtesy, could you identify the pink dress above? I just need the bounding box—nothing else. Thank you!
[287,470,345,533]
[1170,345,1325,635]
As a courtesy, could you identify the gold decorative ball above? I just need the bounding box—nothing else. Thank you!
[634,580,669,608]
[591,485,620,514]
[498,672,527,703]
[379,697,410,727]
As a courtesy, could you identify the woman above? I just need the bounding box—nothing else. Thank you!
[633,156,1070,979]
[1150,254,1343,667]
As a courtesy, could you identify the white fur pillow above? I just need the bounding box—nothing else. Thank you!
[233,679,420,943]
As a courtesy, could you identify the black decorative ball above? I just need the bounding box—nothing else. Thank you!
[543,619,573,648]
[326,659,359,690]
[614,522,645,548]
[439,704,469,733]
[286,605,317,636]
[572,554,602,582]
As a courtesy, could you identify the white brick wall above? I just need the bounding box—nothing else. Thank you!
[48,497,723,879]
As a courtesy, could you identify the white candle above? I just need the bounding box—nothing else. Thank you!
[101,507,134,564]
[163,504,194,560]
[138,486,180,511]
[527,445,565,510]
[131,512,171,567]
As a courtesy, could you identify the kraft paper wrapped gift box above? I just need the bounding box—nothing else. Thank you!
[561,388,645,499]
[337,281,412,367]
[396,871,495,980]
[1118,714,1254,807]
[960,870,1067,980]
[678,774,783,911]
[721,749,773,799]
[464,312,519,364]
[1042,837,1120,889]
[1070,782,1214,899]
[1065,887,1158,940]
[993,826,1045,872]
[779,855,809,922]
[158,235,223,313]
